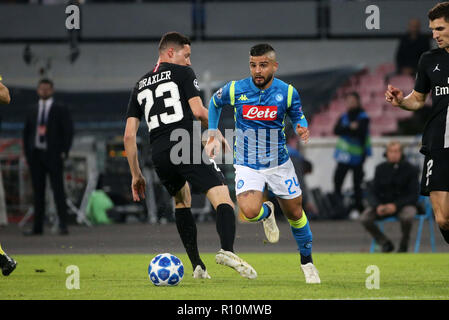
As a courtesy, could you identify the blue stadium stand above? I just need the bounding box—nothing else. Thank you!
[370,196,436,253]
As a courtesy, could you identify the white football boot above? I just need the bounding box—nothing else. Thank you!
[300,263,321,284]
[192,265,211,279]
[215,249,257,279]
[262,201,279,243]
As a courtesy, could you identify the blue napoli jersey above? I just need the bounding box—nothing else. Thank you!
[209,77,308,169]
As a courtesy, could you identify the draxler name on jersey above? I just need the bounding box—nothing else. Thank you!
[138,71,172,90]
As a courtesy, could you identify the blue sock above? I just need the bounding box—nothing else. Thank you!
[288,211,313,264]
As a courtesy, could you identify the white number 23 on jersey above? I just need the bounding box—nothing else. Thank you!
[137,81,184,131]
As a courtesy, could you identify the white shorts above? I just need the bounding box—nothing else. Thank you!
[234,159,302,200]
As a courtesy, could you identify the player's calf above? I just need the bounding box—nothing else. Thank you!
[435,217,449,244]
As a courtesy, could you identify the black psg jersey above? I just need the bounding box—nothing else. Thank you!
[414,48,449,154]
[126,62,201,155]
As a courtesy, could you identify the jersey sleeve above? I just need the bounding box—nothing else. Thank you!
[414,53,431,94]
[208,82,232,130]
[126,84,143,120]
[181,67,201,101]
[287,86,308,131]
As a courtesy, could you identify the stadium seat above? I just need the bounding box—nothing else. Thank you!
[388,75,415,93]
[364,104,384,118]
[375,62,396,76]
[369,196,436,253]
[358,74,385,95]
[328,99,346,113]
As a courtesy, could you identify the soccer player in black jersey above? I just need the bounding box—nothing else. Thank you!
[385,2,449,245]
[124,32,256,279]
[0,80,17,276]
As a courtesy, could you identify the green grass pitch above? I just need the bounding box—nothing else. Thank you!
[1,253,448,300]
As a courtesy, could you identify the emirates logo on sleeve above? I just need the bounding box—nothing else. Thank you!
[242,105,278,121]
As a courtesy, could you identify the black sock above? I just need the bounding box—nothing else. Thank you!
[175,208,205,270]
[300,254,313,265]
[216,204,236,252]
[439,228,449,244]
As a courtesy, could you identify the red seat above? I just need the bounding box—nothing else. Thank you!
[375,62,396,76]
[388,75,415,93]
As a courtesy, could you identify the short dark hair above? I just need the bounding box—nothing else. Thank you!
[428,2,449,22]
[38,78,54,88]
[250,44,275,57]
[345,91,361,107]
[158,32,191,52]
[346,91,360,102]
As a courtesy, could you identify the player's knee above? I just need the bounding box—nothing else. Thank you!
[435,215,449,230]
[281,199,303,220]
[174,196,191,208]
[239,205,260,220]
[287,207,303,220]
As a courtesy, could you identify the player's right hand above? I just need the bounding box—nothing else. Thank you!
[205,136,221,159]
[131,174,146,202]
[385,84,404,107]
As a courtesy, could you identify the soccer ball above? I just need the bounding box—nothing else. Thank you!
[148,253,184,286]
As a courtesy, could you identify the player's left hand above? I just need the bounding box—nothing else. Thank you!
[296,124,309,144]
[131,174,146,202]
[205,136,221,159]
[219,131,232,154]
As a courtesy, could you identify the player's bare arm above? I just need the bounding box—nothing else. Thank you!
[205,133,221,159]
[385,85,427,111]
[0,82,11,105]
[188,96,209,128]
[189,96,231,157]
[123,117,146,201]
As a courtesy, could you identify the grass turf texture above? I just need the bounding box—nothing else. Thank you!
[0,253,448,300]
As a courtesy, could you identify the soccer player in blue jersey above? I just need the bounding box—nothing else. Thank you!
[205,44,320,284]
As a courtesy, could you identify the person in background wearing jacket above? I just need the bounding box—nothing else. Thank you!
[333,92,372,219]
[360,141,419,253]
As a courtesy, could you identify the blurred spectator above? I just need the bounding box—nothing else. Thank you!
[22,79,74,236]
[360,141,419,253]
[395,18,430,76]
[333,92,371,219]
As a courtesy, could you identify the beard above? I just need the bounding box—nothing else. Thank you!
[252,73,274,89]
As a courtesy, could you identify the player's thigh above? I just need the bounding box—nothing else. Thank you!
[206,185,234,210]
[430,191,449,228]
[236,190,264,219]
[265,160,302,200]
[277,195,303,221]
[234,165,266,217]
[152,152,187,198]
[174,182,191,208]
[421,150,449,196]
[180,160,226,195]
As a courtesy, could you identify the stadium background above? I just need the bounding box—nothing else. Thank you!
[1,0,448,258]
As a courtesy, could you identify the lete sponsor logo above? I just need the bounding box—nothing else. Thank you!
[242,105,277,121]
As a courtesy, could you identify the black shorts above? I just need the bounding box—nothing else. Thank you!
[420,149,449,196]
[152,151,226,196]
